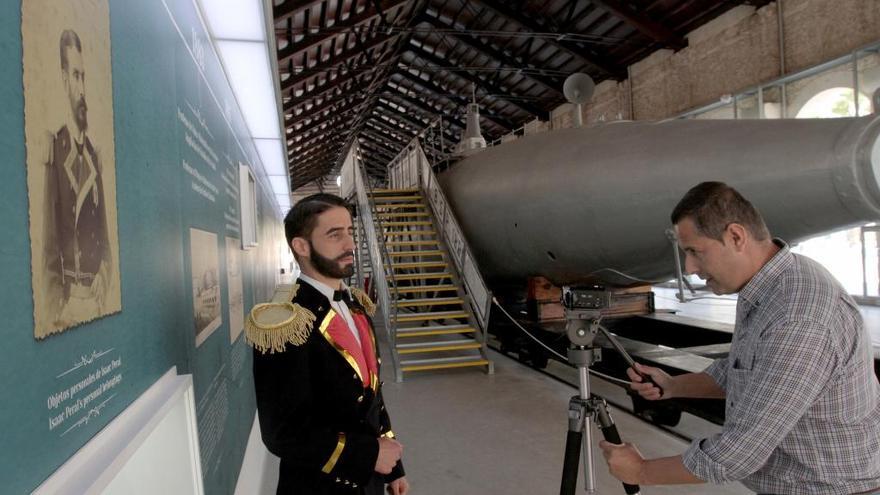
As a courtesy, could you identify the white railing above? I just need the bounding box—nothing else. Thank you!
[387,139,493,330]
[352,149,400,374]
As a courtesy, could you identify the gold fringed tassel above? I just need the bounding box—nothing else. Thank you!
[245,302,316,354]
[350,288,376,317]
[271,283,299,303]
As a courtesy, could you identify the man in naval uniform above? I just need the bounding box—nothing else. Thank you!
[248,193,409,495]
[43,29,112,326]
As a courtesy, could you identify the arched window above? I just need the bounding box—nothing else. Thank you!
[791,87,876,300]
[795,87,871,118]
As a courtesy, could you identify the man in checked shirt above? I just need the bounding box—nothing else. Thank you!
[600,182,880,494]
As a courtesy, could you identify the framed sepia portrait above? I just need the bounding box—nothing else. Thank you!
[23,0,122,338]
[226,236,244,344]
[191,228,222,347]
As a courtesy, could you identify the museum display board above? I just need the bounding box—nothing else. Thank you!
[0,0,282,493]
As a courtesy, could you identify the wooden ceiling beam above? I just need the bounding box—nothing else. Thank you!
[277,0,410,61]
[364,118,416,145]
[274,0,325,25]
[280,30,397,77]
[417,12,565,96]
[406,41,549,120]
[287,94,367,127]
[393,70,516,131]
[382,85,465,131]
[590,0,686,50]
[474,0,626,79]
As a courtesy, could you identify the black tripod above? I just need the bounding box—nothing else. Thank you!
[559,308,641,495]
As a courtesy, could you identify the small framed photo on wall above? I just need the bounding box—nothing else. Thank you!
[239,163,258,250]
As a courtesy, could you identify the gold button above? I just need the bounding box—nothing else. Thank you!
[357,395,364,402]
[353,374,358,380]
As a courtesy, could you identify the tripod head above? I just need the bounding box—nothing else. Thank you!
[562,286,607,365]
[564,307,603,370]
[560,286,641,495]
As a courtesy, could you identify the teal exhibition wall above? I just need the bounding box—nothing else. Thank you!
[0,1,284,493]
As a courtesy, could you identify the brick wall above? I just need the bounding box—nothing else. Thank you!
[551,0,880,125]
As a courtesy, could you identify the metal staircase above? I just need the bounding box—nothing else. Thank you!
[346,137,494,382]
[368,188,491,379]
[352,214,372,296]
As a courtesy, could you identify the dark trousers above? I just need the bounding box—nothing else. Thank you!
[276,467,383,495]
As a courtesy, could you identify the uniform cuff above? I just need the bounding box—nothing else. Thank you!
[385,460,405,483]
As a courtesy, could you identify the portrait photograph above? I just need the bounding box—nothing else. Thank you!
[226,236,244,344]
[22,0,122,339]
[191,228,222,347]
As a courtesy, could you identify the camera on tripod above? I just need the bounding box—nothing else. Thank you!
[562,286,608,349]
[562,285,610,311]
[559,285,641,495]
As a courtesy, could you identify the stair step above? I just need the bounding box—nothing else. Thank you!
[385,240,439,247]
[400,357,491,372]
[372,188,419,194]
[374,204,426,210]
[371,195,423,202]
[395,297,463,307]
[391,285,458,294]
[383,230,436,236]
[397,324,476,337]
[388,250,443,257]
[396,341,483,354]
[386,261,448,270]
[380,221,433,227]
[390,273,452,281]
[392,310,469,322]
[376,212,430,219]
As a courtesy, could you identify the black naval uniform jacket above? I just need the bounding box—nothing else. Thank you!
[253,280,404,494]
[46,125,110,300]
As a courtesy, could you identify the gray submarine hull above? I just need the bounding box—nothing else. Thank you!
[439,116,880,286]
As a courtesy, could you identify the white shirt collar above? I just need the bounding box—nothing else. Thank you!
[298,273,349,303]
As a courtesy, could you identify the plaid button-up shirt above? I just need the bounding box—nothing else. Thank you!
[682,240,880,494]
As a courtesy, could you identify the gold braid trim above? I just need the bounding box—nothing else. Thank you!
[350,287,376,316]
[245,283,315,353]
[321,433,346,473]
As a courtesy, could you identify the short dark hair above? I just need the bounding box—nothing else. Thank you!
[60,29,81,72]
[284,193,350,249]
[671,181,770,242]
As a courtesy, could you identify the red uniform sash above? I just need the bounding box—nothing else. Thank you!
[320,311,378,389]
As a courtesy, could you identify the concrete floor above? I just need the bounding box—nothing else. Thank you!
[255,341,749,494]
[255,282,877,493]
[380,347,750,495]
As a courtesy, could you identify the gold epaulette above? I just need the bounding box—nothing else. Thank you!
[245,284,316,354]
[350,287,376,317]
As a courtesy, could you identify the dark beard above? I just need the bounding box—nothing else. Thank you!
[308,241,354,279]
[75,98,88,132]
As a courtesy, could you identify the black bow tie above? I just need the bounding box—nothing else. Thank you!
[333,289,352,306]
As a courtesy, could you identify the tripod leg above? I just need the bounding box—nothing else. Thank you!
[595,402,641,495]
[560,429,582,495]
[561,396,594,495]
